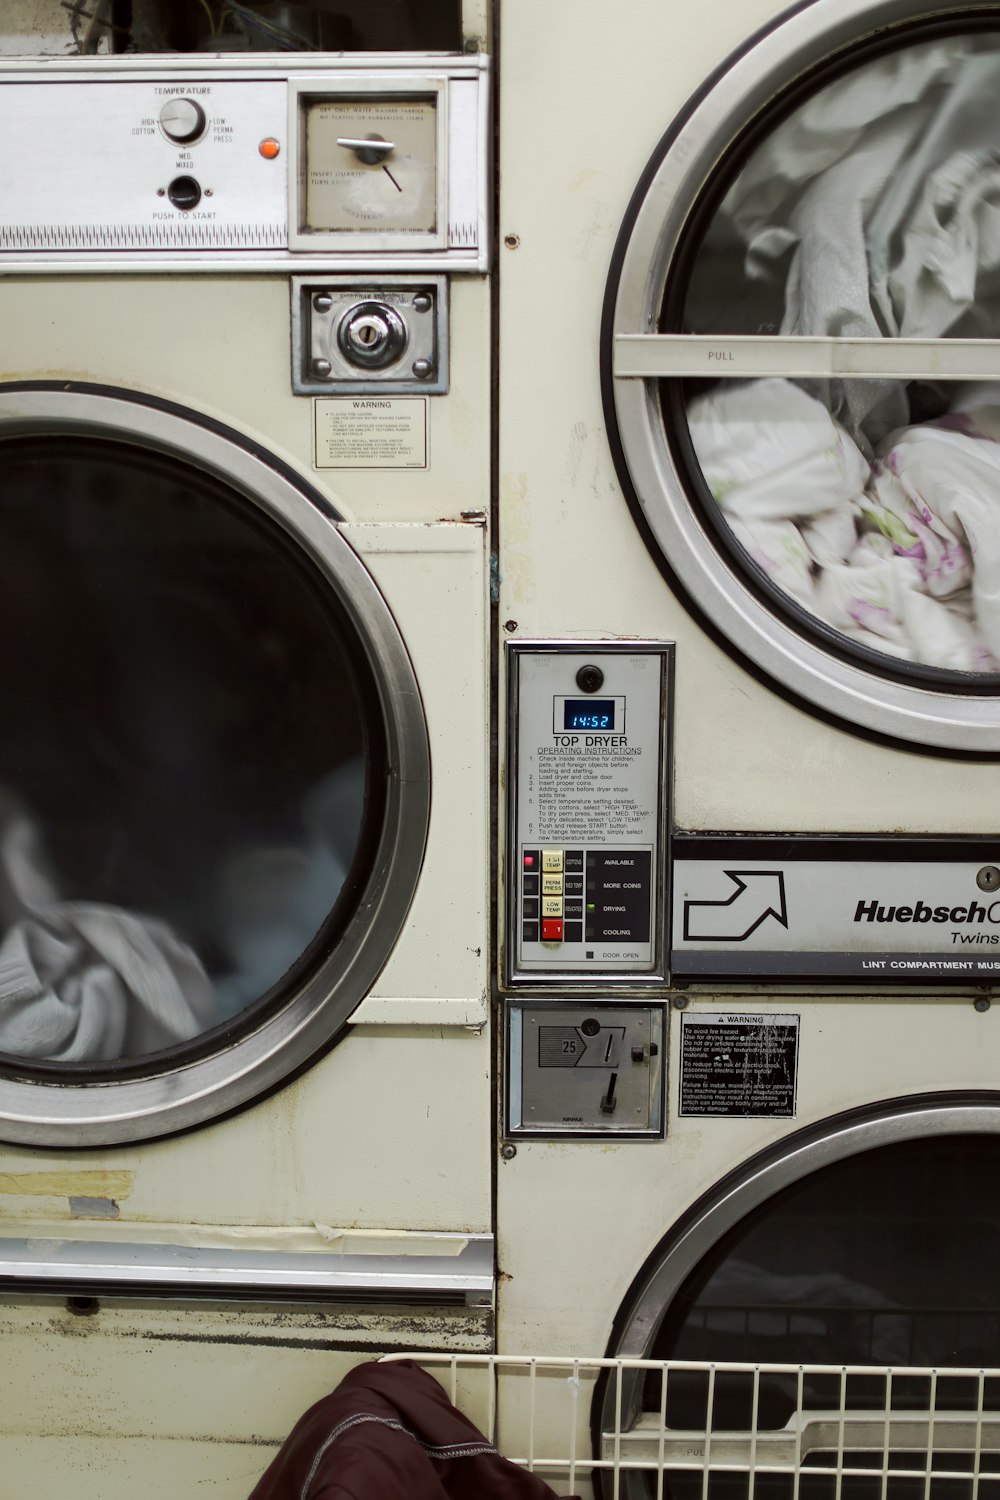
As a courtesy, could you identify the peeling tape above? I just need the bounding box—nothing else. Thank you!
[0,1172,133,1200]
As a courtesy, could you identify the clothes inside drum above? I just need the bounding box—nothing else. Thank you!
[682,33,1000,675]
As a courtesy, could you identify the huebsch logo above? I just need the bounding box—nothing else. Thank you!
[854,899,1000,923]
[855,898,1000,945]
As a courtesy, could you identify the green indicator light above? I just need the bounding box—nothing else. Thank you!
[586,903,596,911]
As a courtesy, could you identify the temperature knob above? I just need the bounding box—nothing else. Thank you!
[159,98,206,144]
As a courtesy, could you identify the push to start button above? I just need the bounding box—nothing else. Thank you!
[166,174,202,211]
[541,918,564,942]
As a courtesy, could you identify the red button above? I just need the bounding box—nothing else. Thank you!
[541,918,563,942]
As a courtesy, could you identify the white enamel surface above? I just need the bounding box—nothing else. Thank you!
[497,995,1000,1352]
[496,0,1000,1482]
[0,86,491,1485]
[497,0,1000,825]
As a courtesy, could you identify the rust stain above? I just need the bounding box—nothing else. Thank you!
[0,1171,134,1199]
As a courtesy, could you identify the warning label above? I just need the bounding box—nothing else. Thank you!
[314,398,428,470]
[679,1011,798,1118]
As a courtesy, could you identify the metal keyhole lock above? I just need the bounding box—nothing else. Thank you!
[337,300,408,370]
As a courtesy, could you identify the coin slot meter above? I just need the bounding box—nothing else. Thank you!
[507,1002,666,1138]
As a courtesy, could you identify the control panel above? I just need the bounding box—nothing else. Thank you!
[0,58,488,271]
[505,642,671,987]
[506,1001,665,1138]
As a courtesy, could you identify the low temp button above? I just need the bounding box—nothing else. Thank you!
[167,175,202,211]
[160,98,207,143]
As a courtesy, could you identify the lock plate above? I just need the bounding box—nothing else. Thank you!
[291,275,448,394]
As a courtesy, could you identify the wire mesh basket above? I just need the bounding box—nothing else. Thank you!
[379,1353,1000,1500]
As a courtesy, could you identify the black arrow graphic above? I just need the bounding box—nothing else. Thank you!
[683,870,788,943]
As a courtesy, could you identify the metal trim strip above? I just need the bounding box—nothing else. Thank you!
[0,1233,494,1303]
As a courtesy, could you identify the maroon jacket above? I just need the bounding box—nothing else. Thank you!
[248,1359,578,1500]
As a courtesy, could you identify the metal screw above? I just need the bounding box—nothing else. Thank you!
[503,620,518,634]
[156,188,166,196]
[204,188,213,197]
[312,359,333,378]
[412,293,432,313]
[313,293,333,314]
[412,359,433,379]
[463,35,482,52]
[500,1143,517,1160]
[504,233,520,250]
[978,866,1000,892]
[673,995,689,1009]
[976,996,992,1012]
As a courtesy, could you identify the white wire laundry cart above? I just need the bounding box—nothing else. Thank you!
[380,1354,1000,1500]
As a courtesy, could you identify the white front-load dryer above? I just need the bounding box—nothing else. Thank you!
[0,46,492,1500]
[495,0,1000,1493]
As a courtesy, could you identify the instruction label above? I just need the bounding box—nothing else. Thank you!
[679,1012,799,1118]
[314,398,427,470]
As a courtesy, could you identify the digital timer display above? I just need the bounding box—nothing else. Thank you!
[563,699,616,731]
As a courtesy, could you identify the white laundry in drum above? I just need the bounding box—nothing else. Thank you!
[689,379,1000,671]
[683,32,1000,675]
[0,758,363,1063]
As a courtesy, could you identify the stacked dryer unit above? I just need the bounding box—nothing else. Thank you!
[0,31,491,1500]
[497,0,1000,1490]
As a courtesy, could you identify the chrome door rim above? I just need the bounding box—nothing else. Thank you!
[600,1095,1000,1497]
[0,386,430,1145]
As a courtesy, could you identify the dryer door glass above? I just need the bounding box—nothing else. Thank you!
[0,435,376,1066]
[677,31,1000,680]
[608,6,1000,748]
[644,1135,1000,1499]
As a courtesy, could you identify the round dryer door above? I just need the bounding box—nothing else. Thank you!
[0,388,428,1145]
[605,0,1000,751]
[601,1098,1000,1500]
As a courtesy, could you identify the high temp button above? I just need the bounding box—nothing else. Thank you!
[542,849,564,873]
